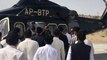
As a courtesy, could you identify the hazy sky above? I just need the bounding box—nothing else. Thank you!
[0,0,106,16]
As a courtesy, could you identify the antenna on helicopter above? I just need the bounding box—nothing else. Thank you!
[101,0,107,19]
[101,0,107,28]
[103,0,107,6]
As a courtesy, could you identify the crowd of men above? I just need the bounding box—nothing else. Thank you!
[0,24,94,60]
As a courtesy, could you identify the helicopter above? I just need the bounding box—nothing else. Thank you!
[0,0,106,38]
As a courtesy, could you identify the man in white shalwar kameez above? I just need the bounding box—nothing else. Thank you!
[0,27,21,48]
[52,29,65,60]
[33,33,60,60]
[17,30,39,60]
[66,32,72,45]
[0,31,27,60]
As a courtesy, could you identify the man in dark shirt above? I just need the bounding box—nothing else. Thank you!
[35,27,45,47]
[58,26,69,58]
[71,31,91,60]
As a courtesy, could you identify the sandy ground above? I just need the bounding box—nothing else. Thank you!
[87,34,107,43]
[86,29,107,60]
[86,30,107,43]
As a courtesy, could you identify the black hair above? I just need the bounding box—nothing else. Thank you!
[53,29,60,37]
[43,29,51,36]
[44,33,53,44]
[13,27,20,33]
[6,31,19,46]
[37,27,43,34]
[77,31,86,42]
[73,27,80,33]
[58,26,64,32]
[24,30,32,38]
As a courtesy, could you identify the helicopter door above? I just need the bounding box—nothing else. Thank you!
[0,17,10,38]
[27,21,46,32]
[47,23,57,35]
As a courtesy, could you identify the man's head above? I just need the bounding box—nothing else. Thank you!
[53,29,60,37]
[77,31,86,42]
[13,27,20,33]
[44,33,53,44]
[13,27,20,36]
[6,31,19,46]
[24,30,32,38]
[73,27,80,32]
[70,27,80,34]
[58,26,64,32]
[37,27,43,34]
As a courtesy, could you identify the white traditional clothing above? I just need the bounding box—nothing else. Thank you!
[84,39,94,60]
[52,37,65,60]
[17,38,39,60]
[33,44,61,60]
[0,39,7,47]
[0,45,27,60]
[66,33,72,45]
[66,39,94,60]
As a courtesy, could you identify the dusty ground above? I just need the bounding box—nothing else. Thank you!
[84,29,107,60]
[86,29,107,43]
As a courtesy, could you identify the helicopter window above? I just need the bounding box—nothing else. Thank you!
[58,24,68,33]
[14,22,25,36]
[27,22,46,29]
[47,23,57,35]
[0,17,10,38]
[35,22,46,28]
